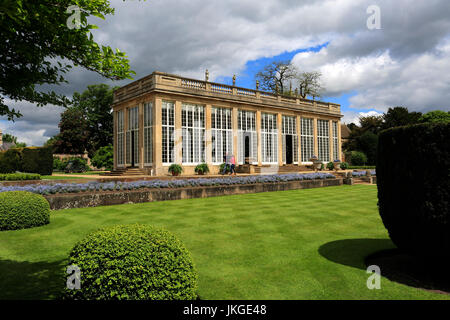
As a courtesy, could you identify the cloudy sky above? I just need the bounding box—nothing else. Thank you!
[1,0,450,145]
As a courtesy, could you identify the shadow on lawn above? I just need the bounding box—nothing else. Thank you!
[0,259,66,299]
[318,238,396,270]
[319,239,450,294]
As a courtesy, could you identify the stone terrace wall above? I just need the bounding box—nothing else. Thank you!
[46,178,343,210]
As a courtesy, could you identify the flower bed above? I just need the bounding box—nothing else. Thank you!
[0,173,335,196]
[352,170,376,177]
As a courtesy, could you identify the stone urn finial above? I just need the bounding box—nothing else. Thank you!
[289,82,293,95]
[275,83,279,95]
[232,75,236,86]
[295,88,299,97]
[205,69,209,82]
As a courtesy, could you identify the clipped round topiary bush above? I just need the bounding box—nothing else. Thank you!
[65,224,198,300]
[377,122,450,257]
[349,151,367,166]
[0,191,50,231]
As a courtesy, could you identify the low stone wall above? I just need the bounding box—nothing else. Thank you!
[45,178,343,210]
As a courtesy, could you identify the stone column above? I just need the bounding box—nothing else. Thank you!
[338,120,342,162]
[113,111,117,170]
[329,119,333,162]
[174,101,182,165]
[256,110,262,166]
[139,102,144,169]
[313,117,319,158]
[296,115,301,164]
[232,106,238,161]
[205,105,212,164]
[154,98,162,174]
[277,113,283,166]
[124,106,129,166]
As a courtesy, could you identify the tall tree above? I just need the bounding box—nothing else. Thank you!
[72,84,116,157]
[359,115,384,134]
[296,71,323,99]
[1,133,27,147]
[343,114,383,165]
[255,60,297,94]
[0,0,134,120]
[419,110,450,123]
[53,107,89,154]
[381,107,422,130]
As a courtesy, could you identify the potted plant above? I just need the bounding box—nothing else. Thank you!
[194,163,209,175]
[326,162,334,171]
[168,164,183,176]
[333,159,341,171]
[309,155,322,171]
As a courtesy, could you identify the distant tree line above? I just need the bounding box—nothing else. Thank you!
[344,107,450,165]
[1,133,27,148]
[45,84,116,162]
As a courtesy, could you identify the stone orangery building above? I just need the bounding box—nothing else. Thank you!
[112,71,343,176]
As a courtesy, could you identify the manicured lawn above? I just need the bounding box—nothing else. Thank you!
[51,171,107,175]
[42,171,106,180]
[42,175,96,180]
[0,185,447,300]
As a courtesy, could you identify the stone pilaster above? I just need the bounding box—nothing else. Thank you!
[256,110,262,165]
[313,118,318,158]
[296,115,301,163]
[277,113,283,166]
[232,106,238,160]
[174,101,182,165]
[153,98,162,174]
[329,120,333,162]
[205,104,212,164]
[124,106,129,166]
[139,102,144,168]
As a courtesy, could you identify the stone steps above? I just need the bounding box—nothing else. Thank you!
[236,164,313,174]
[101,168,147,176]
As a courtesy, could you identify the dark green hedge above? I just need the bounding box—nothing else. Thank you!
[0,147,53,175]
[0,191,50,231]
[0,149,21,174]
[377,122,450,257]
[21,147,53,175]
[0,173,41,181]
[65,224,198,300]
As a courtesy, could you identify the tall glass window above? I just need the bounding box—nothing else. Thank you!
[282,115,298,164]
[116,110,124,166]
[126,106,139,165]
[301,118,314,162]
[237,110,257,164]
[261,113,278,163]
[144,102,153,165]
[332,121,339,161]
[211,107,233,163]
[317,119,330,162]
[182,103,205,164]
[162,101,175,164]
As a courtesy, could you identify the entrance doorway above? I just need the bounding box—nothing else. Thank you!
[285,135,293,164]
[130,131,136,167]
[244,135,250,164]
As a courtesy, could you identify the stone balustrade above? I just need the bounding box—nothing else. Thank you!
[113,71,340,115]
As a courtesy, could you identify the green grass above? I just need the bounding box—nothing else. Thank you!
[42,171,106,180]
[52,171,106,175]
[42,175,96,180]
[0,185,447,300]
